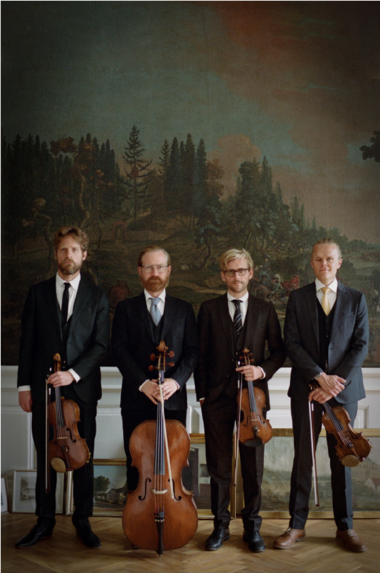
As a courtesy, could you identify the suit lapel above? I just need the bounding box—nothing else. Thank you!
[45,276,63,341]
[136,292,155,341]
[161,294,175,342]
[243,295,261,350]
[305,282,319,348]
[218,294,235,357]
[69,276,91,332]
[330,282,347,341]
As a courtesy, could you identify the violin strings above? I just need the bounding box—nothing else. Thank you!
[324,403,350,446]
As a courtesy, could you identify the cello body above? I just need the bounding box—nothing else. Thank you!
[123,419,198,551]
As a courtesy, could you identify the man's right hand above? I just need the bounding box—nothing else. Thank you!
[19,390,32,412]
[140,380,160,404]
[316,373,346,397]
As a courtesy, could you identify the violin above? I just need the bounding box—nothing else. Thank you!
[46,353,90,491]
[237,348,272,447]
[309,381,372,468]
[123,341,198,555]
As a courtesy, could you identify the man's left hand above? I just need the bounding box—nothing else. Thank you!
[154,378,178,401]
[48,371,75,387]
[236,365,263,382]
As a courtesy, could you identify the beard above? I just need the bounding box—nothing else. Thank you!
[141,274,169,292]
[58,259,83,276]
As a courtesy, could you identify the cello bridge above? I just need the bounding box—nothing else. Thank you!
[152,488,168,494]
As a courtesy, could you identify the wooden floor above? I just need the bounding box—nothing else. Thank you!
[2,514,379,573]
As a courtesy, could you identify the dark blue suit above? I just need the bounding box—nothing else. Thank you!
[112,291,199,490]
[284,281,369,530]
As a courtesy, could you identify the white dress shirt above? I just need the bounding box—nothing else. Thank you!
[315,278,338,311]
[18,273,81,393]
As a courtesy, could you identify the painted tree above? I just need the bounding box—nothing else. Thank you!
[123,125,152,226]
[360,131,380,162]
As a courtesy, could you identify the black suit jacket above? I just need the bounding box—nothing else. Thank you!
[284,282,369,403]
[194,293,286,409]
[17,275,110,404]
[112,292,200,410]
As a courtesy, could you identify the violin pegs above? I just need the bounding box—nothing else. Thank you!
[168,351,175,358]
[150,353,156,361]
[167,362,175,368]
[148,365,155,371]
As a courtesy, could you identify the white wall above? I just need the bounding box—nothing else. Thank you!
[2,366,380,477]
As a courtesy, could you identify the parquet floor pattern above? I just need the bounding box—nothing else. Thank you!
[2,514,379,573]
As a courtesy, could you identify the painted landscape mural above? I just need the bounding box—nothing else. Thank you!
[2,1,380,365]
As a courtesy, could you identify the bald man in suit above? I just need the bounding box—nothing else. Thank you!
[274,239,369,553]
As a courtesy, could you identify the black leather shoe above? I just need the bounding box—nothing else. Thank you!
[15,524,53,548]
[243,530,266,553]
[205,528,230,551]
[73,519,101,548]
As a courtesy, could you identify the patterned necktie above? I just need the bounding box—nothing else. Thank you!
[150,297,162,326]
[232,299,243,336]
[321,287,331,316]
[62,282,71,324]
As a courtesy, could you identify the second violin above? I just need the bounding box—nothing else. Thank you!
[236,348,272,447]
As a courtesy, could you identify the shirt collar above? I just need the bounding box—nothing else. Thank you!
[315,278,338,294]
[56,273,81,293]
[144,288,166,303]
[227,290,249,303]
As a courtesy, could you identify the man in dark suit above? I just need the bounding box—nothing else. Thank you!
[112,245,199,492]
[16,226,109,549]
[194,248,286,552]
[274,238,369,553]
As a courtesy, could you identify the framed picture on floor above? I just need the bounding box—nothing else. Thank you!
[12,470,64,514]
[1,477,9,514]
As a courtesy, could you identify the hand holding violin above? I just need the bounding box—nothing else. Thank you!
[48,370,75,387]
[236,364,263,382]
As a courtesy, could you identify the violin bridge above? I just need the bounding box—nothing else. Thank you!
[152,488,168,494]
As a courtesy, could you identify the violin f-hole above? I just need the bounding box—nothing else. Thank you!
[138,477,152,501]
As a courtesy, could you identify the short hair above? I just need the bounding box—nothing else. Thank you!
[137,245,171,267]
[54,226,89,252]
[219,248,254,271]
[312,238,342,259]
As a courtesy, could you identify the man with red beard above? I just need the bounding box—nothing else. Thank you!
[112,245,199,493]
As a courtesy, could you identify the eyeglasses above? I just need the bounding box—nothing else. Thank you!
[223,268,249,277]
[140,265,169,273]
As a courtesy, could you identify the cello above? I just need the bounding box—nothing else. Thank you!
[123,341,198,555]
[45,353,90,491]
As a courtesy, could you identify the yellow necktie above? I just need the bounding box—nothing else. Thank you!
[321,287,331,316]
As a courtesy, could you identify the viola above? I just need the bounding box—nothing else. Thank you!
[237,348,272,447]
[123,341,198,555]
[322,403,372,467]
[309,381,372,468]
[46,353,90,490]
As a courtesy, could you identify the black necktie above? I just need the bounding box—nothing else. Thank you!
[62,282,70,324]
[232,299,243,336]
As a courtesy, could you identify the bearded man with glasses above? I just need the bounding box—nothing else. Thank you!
[112,245,199,494]
[194,248,285,553]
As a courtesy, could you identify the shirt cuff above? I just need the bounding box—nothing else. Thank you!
[139,380,150,392]
[69,369,80,382]
[258,366,266,379]
[18,386,31,392]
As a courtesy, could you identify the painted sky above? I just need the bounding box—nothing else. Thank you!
[2,1,380,242]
